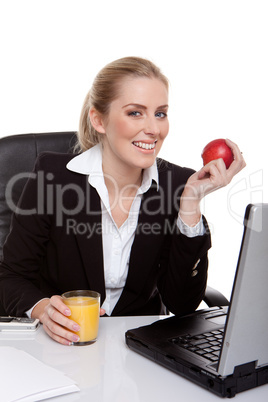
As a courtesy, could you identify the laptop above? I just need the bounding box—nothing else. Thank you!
[125,203,268,398]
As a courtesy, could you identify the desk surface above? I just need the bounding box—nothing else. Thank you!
[1,315,267,401]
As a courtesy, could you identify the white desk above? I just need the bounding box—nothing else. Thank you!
[0,315,267,401]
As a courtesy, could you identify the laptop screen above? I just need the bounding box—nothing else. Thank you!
[218,203,268,376]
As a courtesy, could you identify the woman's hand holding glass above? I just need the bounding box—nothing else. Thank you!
[32,295,106,345]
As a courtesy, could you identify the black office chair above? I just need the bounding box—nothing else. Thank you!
[0,132,229,315]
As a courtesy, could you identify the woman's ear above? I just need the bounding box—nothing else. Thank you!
[89,108,106,134]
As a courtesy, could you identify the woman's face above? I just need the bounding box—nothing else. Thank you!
[100,76,169,172]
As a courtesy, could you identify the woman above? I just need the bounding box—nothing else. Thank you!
[0,57,245,345]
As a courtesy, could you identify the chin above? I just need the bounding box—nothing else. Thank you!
[133,157,156,170]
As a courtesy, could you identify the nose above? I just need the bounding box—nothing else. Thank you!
[144,115,160,136]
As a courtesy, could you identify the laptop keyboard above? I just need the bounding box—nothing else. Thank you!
[170,329,224,362]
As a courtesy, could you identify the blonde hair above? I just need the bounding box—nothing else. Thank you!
[76,56,169,152]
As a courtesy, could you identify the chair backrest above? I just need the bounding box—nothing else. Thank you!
[0,132,77,315]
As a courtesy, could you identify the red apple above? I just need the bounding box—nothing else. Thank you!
[201,139,234,169]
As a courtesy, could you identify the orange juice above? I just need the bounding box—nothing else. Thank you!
[63,294,100,344]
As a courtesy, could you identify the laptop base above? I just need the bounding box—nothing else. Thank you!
[125,205,268,397]
[126,323,268,398]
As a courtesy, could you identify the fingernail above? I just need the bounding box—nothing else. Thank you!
[73,324,80,331]
[73,334,80,342]
[64,309,71,316]
[66,340,73,346]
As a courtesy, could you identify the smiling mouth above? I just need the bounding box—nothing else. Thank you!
[132,141,157,150]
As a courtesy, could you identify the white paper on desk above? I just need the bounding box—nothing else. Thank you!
[0,346,79,402]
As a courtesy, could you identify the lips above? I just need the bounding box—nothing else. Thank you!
[133,141,157,150]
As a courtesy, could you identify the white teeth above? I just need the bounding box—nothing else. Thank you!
[133,141,156,150]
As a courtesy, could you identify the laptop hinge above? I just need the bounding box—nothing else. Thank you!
[233,360,256,377]
[227,361,257,397]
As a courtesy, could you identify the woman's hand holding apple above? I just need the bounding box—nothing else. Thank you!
[179,139,246,227]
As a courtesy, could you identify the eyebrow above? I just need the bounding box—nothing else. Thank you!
[122,103,169,110]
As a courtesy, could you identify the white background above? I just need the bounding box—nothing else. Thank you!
[0,0,267,300]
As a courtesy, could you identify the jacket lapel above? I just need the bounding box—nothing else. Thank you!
[73,176,106,304]
[113,183,167,314]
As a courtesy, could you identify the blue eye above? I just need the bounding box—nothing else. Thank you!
[156,111,167,118]
[128,111,141,117]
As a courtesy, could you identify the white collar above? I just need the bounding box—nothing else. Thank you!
[66,143,159,191]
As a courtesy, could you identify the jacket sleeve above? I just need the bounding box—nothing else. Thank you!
[157,216,211,316]
[0,155,52,316]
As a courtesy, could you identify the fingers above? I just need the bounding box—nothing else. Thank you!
[198,158,229,187]
[198,138,246,186]
[41,296,105,345]
[200,157,227,178]
[43,321,79,346]
[42,296,81,346]
[225,138,246,176]
[100,308,106,316]
[181,138,246,207]
[191,156,238,200]
[49,295,71,317]
[183,160,225,203]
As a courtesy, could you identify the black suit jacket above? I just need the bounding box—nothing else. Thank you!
[0,152,211,317]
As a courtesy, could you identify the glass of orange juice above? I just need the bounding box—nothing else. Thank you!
[62,290,100,346]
